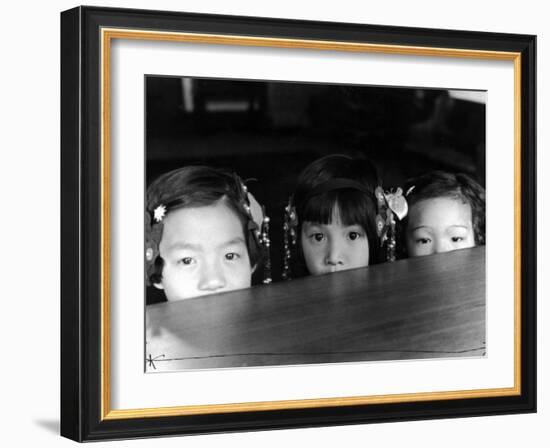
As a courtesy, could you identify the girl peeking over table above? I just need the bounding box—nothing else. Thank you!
[401,170,486,258]
[282,154,408,279]
[145,165,271,302]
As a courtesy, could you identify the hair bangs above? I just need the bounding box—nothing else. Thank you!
[301,189,372,228]
[335,190,374,228]
[301,191,338,225]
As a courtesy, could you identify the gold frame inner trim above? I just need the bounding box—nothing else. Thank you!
[100,28,522,421]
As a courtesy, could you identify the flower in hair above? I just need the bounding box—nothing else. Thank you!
[153,204,166,223]
[144,211,164,286]
[375,187,386,207]
[284,204,298,229]
[245,191,264,233]
[375,214,386,237]
[375,186,409,261]
[240,181,272,284]
[383,187,408,221]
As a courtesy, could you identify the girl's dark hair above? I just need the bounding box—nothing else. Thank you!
[146,165,263,285]
[291,154,381,274]
[402,171,486,250]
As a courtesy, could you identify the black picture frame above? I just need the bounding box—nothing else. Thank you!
[61,5,536,442]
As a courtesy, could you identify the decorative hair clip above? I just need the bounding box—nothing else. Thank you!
[241,182,272,284]
[260,209,272,284]
[153,204,166,223]
[282,199,298,280]
[375,186,409,262]
[144,208,164,286]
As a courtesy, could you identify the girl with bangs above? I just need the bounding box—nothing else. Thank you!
[283,154,383,278]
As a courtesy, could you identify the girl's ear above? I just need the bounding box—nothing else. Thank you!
[153,282,164,290]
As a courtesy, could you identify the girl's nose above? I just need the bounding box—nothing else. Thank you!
[198,262,226,291]
[434,238,452,254]
[325,239,345,265]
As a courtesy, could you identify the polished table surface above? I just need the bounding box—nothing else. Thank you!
[145,246,485,371]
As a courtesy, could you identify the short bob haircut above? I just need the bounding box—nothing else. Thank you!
[291,154,381,275]
[402,170,486,253]
[145,165,263,286]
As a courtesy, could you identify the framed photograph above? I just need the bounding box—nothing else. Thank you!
[60,5,536,441]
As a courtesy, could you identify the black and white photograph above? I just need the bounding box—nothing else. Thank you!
[144,76,487,372]
[56,4,539,443]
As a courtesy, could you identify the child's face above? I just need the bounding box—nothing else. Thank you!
[300,209,369,276]
[154,200,252,301]
[406,197,475,257]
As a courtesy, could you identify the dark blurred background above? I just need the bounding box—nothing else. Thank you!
[146,76,485,301]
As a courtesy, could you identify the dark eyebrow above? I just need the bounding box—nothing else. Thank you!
[411,224,469,231]
[167,237,246,253]
[220,237,246,248]
[166,242,201,252]
[411,225,431,232]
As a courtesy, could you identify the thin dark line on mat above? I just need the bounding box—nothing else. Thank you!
[146,346,486,367]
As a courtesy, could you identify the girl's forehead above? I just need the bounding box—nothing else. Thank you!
[162,201,245,238]
[414,196,470,210]
[410,197,472,223]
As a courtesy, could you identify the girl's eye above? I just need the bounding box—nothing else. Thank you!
[348,231,362,241]
[416,238,431,245]
[225,252,240,261]
[451,236,464,243]
[179,257,195,265]
[311,233,325,242]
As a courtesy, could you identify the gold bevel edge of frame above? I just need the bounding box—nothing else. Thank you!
[101,30,112,421]
[104,387,519,420]
[514,54,522,393]
[99,27,523,421]
[102,27,519,60]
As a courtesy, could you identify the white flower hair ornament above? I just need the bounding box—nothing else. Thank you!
[153,204,167,223]
[145,203,168,282]
[375,186,409,262]
[144,208,164,285]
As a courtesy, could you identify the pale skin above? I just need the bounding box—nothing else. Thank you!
[406,197,476,257]
[154,200,253,301]
[301,208,370,276]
